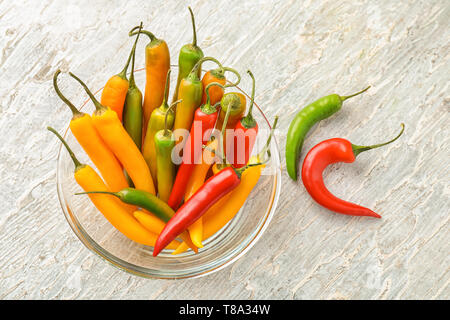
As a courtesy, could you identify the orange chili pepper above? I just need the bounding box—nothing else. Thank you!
[129,26,170,140]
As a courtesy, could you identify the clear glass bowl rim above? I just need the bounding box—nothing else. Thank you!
[56,66,281,279]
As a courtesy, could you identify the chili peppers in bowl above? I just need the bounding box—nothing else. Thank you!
[51,16,281,279]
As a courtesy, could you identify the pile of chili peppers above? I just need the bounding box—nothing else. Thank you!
[49,10,272,256]
[48,8,406,257]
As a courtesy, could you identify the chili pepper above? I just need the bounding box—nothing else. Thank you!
[128,26,170,139]
[175,116,278,253]
[301,124,405,218]
[154,158,266,256]
[77,188,198,253]
[142,70,177,185]
[172,6,204,103]
[172,57,223,145]
[154,101,180,202]
[286,86,371,181]
[47,127,161,246]
[200,66,241,105]
[52,70,129,192]
[100,24,143,122]
[184,138,219,248]
[155,108,255,256]
[133,210,180,249]
[216,92,247,130]
[69,72,155,195]
[168,82,229,210]
[123,23,143,151]
[229,70,259,168]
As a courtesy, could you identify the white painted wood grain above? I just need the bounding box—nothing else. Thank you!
[0,0,448,299]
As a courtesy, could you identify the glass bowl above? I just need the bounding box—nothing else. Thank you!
[56,66,281,279]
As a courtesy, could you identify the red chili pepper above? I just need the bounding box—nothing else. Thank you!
[154,166,242,256]
[301,124,405,218]
[229,70,258,168]
[167,83,224,210]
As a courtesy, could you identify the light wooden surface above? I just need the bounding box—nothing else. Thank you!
[0,0,449,299]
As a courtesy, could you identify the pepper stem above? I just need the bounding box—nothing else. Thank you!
[340,86,371,101]
[256,116,279,162]
[53,70,84,118]
[129,27,156,42]
[75,191,119,198]
[190,56,223,78]
[188,6,198,47]
[118,23,142,80]
[233,161,265,178]
[162,69,171,106]
[164,99,182,136]
[205,82,226,106]
[352,123,405,157]
[69,72,106,113]
[47,126,83,170]
[222,66,241,88]
[216,100,233,168]
[240,70,256,129]
[128,22,143,87]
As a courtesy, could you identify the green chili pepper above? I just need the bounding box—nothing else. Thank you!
[75,187,199,252]
[154,101,179,202]
[172,6,204,103]
[142,69,177,185]
[122,24,143,186]
[285,86,371,181]
[123,23,143,149]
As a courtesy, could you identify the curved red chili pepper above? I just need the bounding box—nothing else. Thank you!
[167,103,219,210]
[154,167,241,256]
[301,124,405,218]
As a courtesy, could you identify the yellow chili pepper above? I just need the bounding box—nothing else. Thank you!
[53,70,129,193]
[142,69,176,185]
[69,72,156,195]
[48,127,163,247]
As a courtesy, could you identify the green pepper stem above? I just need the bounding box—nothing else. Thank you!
[118,23,143,80]
[47,126,83,170]
[162,69,171,105]
[352,123,405,157]
[340,86,371,101]
[256,116,279,162]
[240,70,257,129]
[222,66,241,88]
[75,191,119,198]
[53,70,84,118]
[128,22,143,87]
[69,72,106,113]
[164,99,182,136]
[190,56,223,78]
[129,27,156,42]
[205,81,226,106]
[214,98,234,169]
[233,161,266,178]
[188,6,198,47]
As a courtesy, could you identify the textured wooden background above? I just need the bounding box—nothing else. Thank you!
[0,0,448,299]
